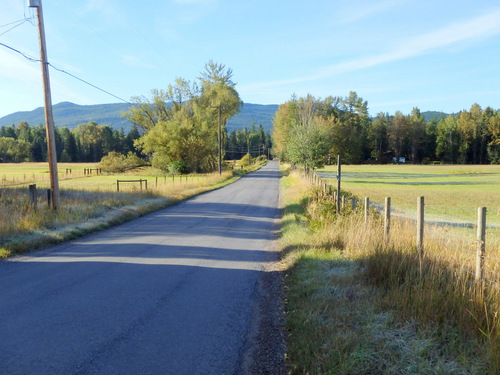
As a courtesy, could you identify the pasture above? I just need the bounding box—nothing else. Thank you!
[0,162,241,258]
[318,163,500,283]
[318,164,500,225]
[281,167,500,373]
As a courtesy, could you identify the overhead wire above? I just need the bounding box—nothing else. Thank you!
[0,18,28,28]
[0,41,131,104]
[0,41,39,62]
[0,19,29,37]
[48,63,131,104]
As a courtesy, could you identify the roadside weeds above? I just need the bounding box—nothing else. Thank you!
[280,168,495,375]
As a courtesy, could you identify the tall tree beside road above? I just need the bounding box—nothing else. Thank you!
[272,93,369,169]
[272,95,336,171]
[125,62,241,173]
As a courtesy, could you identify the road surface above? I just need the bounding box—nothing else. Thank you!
[0,161,282,374]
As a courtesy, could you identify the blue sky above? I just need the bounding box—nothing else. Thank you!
[1,0,499,119]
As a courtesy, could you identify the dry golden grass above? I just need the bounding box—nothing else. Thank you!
[281,167,499,374]
[0,162,249,259]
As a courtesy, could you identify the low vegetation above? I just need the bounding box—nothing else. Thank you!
[281,167,499,374]
[0,158,264,259]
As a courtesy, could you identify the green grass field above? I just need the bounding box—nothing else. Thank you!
[318,164,500,225]
[0,162,247,258]
[0,162,212,192]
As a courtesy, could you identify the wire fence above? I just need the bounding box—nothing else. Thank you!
[306,169,500,286]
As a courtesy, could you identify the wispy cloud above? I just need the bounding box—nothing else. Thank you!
[246,8,500,90]
[81,0,127,28]
[172,0,217,5]
[337,0,407,24]
[121,54,154,69]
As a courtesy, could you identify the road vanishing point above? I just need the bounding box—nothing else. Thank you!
[0,161,283,374]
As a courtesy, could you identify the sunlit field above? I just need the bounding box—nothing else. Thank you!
[317,163,500,283]
[318,164,500,225]
[0,162,248,258]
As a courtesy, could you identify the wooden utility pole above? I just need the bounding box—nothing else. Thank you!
[30,0,60,210]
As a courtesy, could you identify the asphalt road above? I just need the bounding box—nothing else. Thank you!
[0,161,282,374]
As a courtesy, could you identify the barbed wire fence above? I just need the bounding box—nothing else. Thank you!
[303,168,500,287]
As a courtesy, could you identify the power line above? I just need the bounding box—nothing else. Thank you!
[0,18,27,28]
[0,41,39,62]
[48,64,131,104]
[0,41,131,104]
[0,19,28,36]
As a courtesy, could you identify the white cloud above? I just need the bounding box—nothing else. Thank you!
[121,55,154,69]
[245,7,500,90]
[172,0,217,5]
[81,0,127,28]
[337,0,407,24]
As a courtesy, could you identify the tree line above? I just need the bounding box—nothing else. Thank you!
[273,92,500,170]
[0,121,142,163]
[0,61,274,169]
[226,122,272,161]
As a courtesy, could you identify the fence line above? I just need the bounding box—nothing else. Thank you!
[302,169,499,286]
[117,179,148,192]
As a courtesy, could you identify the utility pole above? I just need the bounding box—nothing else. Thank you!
[29,0,59,210]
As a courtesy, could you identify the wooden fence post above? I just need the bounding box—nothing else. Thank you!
[417,196,425,262]
[29,184,37,211]
[364,197,370,225]
[336,155,341,213]
[476,207,487,281]
[47,189,52,208]
[384,197,391,242]
[351,198,356,211]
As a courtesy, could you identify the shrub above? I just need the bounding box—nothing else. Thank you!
[167,160,188,175]
[98,152,145,173]
[255,154,267,163]
[240,153,252,166]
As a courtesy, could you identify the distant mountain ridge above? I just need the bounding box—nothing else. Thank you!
[0,102,459,133]
[0,102,279,133]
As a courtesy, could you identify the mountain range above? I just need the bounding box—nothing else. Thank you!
[0,102,454,134]
[0,102,279,133]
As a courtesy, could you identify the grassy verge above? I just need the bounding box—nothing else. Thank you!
[281,167,498,374]
[0,162,263,259]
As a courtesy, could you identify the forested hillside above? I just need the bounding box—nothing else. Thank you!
[0,102,277,133]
